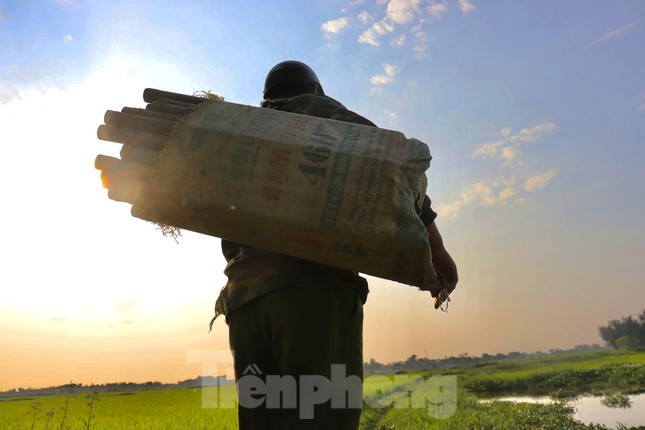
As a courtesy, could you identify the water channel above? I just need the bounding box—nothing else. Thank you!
[480,393,645,429]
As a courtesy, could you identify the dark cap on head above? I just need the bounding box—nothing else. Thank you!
[263,60,324,100]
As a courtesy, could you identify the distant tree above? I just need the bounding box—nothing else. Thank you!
[598,310,645,349]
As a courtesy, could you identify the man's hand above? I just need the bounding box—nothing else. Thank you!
[427,221,458,309]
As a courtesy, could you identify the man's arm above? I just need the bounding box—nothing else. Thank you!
[427,221,458,297]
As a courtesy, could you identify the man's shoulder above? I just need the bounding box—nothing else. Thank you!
[272,94,376,127]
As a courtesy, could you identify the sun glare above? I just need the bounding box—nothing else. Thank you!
[0,52,213,325]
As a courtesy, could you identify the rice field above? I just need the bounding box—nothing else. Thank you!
[0,388,238,430]
[1,349,643,429]
[0,386,618,430]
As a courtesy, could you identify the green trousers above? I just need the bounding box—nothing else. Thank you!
[228,285,364,430]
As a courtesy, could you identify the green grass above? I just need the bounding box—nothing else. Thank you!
[0,388,238,430]
[434,349,645,396]
[1,388,609,430]
[361,390,610,430]
[1,349,642,429]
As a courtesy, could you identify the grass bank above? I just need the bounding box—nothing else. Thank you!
[359,348,644,429]
[436,349,645,397]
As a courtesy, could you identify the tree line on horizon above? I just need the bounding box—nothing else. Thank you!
[598,309,645,350]
[0,376,232,398]
[363,343,608,374]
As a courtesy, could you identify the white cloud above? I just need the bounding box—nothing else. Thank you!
[321,17,351,36]
[435,200,464,219]
[442,123,558,219]
[342,0,365,12]
[391,34,407,46]
[352,0,459,52]
[499,145,520,164]
[464,181,499,207]
[436,178,519,219]
[358,10,373,25]
[63,34,73,42]
[507,122,556,143]
[473,122,556,164]
[373,20,395,35]
[414,45,427,59]
[357,0,426,47]
[370,63,400,85]
[359,28,380,46]
[458,0,476,14]
[472,139,505,157]
[498,186,517,203]
[584,22,636,51]
[377,110,399,127]
[523,170,557,192]
[358,19,395,46]
[428,1,448,18]
[412,26,429,58]
[386,0,422,25]
[639,94,645,112]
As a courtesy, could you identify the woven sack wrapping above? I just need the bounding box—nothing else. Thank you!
[131,100,444,293]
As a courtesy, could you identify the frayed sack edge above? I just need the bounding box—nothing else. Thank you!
[143,91,225,241]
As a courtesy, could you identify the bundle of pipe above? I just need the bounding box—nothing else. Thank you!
[95,89,208,205]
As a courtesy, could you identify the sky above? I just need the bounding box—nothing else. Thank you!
[0,0,644,391]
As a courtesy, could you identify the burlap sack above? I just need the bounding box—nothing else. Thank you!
[132,100,444,293]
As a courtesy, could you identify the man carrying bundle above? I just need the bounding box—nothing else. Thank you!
[214,60,458,430]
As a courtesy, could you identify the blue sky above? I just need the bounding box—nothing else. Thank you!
[0,0,644,390]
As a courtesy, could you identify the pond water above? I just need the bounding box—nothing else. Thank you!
[480,393,645,429]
